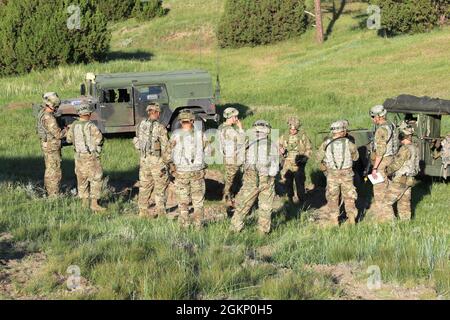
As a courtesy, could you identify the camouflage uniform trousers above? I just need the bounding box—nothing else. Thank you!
[382,179,413,221]
[223,164,241,202]
[41,142,62,197]
[174,170,205,227]
[75,153,103,200]
[231,169,275,234]
[322,168,358,225]
[371,155,393,212]
[281,158,306,201]
[138,155,168,215]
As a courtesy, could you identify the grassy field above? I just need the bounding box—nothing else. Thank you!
[0,0,449,299]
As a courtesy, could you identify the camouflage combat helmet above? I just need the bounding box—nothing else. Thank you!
[370,105,387,117]
[253,120,271,135]
[146,102,160,113]
[178,109,195,122]
[76,103,94,116]
[330,120,347,134]
[287,116,301,130]
[223,107,239,119]
[42,92,61,108]
[398,121,414,137]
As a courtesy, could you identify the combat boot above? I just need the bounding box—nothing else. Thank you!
[148,208,158,219]
[178,211,191,228]
[81,198,90,208]
[90,199,106,213]
[192,209,204,229]
[156,208,166,218]
[345,212,357,225]
[223,194,233,207]
[138,209,148,218]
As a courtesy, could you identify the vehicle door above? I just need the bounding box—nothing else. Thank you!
[133,84,171,127]
[99,87,134,127]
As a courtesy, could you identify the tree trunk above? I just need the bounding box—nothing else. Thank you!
[314,0,324,44]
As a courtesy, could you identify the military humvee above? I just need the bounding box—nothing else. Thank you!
[317,94,450,178]
[53,70,220,133]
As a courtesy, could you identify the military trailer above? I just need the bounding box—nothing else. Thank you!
[316,94,450,179]
[383,94,450,177]
[50,70,219,133]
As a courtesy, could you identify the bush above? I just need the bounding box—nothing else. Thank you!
[96,0,136,22]
[371,0,444,35]
[132,0,165,21]
[217,0,309,48]
[0,0,111,77]
[433,0,450,25]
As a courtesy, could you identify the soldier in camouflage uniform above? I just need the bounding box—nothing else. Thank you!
[36,92,64,197]
[66,103,106,212]
[279,116,312,204]
[231,120,279,234]
[432,133,450,179]
[384,123,419,221]
[369,105,398,216]
[218,107,245,207]
[133,103,170,218]
[316,120,359,226]
[170,110,209,228]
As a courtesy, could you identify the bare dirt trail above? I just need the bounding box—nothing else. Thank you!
[306,263,440,300]
[0,233,46,300]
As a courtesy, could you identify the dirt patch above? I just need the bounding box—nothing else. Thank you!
[5,102,30,111]
[0,233,46,300]
[0,233,98,299]
[306,262,438,300]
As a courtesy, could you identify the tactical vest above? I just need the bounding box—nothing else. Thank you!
[245,134,278,176]
[394,144,419,177]
[286,134,299,153]
[218,124,244,161]
[324,138,353,170]
[374,122,398,157]
[172,130,205,172]
[72,121,97,154]
[137,119,161,157]
[36,109,50,142]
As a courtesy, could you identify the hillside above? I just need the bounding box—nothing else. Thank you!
[0,0,449,299]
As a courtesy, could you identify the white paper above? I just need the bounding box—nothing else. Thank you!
[368,173,385,185]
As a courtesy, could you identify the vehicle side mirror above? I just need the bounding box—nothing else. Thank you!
[80,84,86,96]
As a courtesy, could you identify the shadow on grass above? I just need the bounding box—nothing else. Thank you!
[105,50,154,62]
[324,0,347,41]
[0,156,139,197]
[216,103,252,122]
[0,156,437,221]
[351,12,389,38]
[0,234,27,262]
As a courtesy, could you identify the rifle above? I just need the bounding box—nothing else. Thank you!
[363,142,373,182]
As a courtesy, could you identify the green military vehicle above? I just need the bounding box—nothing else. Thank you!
[52,70,220,133]
[382,94,450,178]
[317,94,450,179]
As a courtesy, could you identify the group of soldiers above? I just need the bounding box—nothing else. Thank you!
[315,106,419,225]
[37,91,422,233]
